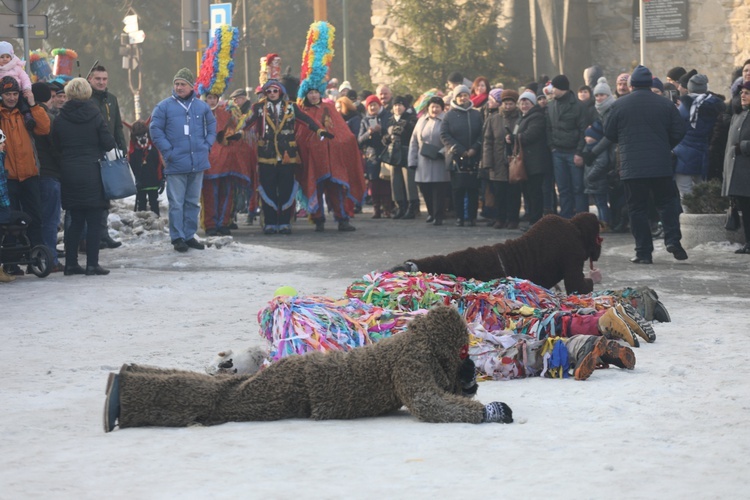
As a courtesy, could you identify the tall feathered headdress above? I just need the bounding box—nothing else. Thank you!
[195,25,240,97]
[51,48,78,76]
[297,21,335,100]
[29,50,52,83]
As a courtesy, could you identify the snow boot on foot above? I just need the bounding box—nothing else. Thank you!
[574,337,607,381]
[600,339,636,370]
[103,372,121,432]
[598,307,639,348]
[617,303,656,343]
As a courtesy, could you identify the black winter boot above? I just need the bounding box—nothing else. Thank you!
[401,200,418,220]
[392,201,407,220]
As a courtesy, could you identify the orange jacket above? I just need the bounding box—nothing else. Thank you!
[0,104,51,181]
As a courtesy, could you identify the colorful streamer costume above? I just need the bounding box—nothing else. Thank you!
[194,26,254,234]
[51,48,77,77]
[29,50,52,83]
[257,272,663,380]
[295,21,366,229]
[238,79,327,234]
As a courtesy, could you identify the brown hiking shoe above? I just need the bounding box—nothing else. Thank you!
[600,339,636,370]
[574,337,607,381]
[598,308,639,348]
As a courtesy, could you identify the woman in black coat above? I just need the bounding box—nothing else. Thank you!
[514,92,552,225]
[440,85,483,226]
[382,96,418,219]
[722,81,750,254]
[52,78,117,276]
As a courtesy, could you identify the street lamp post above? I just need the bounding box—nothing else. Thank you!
[122,9,144,120]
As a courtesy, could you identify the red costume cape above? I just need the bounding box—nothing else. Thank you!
[295,101,366,215]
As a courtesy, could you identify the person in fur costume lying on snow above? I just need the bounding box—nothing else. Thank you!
[103,306,513,432]
[390,212,602,295]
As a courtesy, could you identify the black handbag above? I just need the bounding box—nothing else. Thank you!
[725,201,741,231]
[452,153,479,173]
[99,150,137,200]
[419,143,443,160]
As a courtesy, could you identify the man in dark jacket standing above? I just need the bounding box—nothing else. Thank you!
[546,74,589,219]
[31,82,62,271]
[88,65,125,249]
[604,65,688,264]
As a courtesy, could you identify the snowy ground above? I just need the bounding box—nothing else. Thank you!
[2,202,749,499]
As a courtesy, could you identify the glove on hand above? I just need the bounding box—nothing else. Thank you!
[483,402,513,423]
[588,267,602,284]
[582,151,597,166]
[226,133,242,142]
[158,181,165,194]
[458,358,478,397]
[319,130,335,140]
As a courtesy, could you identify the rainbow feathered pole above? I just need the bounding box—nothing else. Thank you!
[51,48,78,77]
[297,21,335,100]
[195,25,240,97]
[29,50,52,83]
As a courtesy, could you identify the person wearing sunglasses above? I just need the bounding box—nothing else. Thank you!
[240,79,333,235]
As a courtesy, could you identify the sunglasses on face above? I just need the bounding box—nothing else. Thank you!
[265,88,280,94]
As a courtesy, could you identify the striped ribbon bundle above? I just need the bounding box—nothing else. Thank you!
[258,273,634,363]
[257,295,424,362]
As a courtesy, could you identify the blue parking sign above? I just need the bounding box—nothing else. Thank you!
[209,3,232,39]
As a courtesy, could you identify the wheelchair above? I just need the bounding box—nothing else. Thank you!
[0,212,53,278]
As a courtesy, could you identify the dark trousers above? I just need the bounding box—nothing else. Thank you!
[258,163,296,228]
[489,180,522,224]
[451,172,480,222]
[417,182,450,221]
[522,173,545,224]
[734,196,750,239]
[135,189,160,216]
[6,176,43,246]
[623,177,682,258]
[65,208,104,267]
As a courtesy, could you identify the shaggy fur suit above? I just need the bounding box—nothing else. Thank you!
[399,213,602,295]
[117,306,493,428]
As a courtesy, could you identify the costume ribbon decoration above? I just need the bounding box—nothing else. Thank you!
[297,21,335,100]
[195,25,240,97]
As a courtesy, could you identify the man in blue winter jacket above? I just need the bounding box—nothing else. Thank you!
[150,68,217,252]
[604,65,687,264]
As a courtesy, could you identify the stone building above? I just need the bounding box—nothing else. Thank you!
[371,0,750,95]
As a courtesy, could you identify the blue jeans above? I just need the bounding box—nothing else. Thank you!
[39,176,61,264]
[593,193,611,225]
[552,151,587,219]
[166,171,204,242]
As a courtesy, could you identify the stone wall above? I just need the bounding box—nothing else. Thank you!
[589,0,750,96]
[370,0,750,94]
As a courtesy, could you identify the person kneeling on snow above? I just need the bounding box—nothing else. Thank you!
[103,305,513,432]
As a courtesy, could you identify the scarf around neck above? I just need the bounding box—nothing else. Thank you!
[470,93,488,108]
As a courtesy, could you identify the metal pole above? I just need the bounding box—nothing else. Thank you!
[639,0,645,65]
[342,0,348,81]
[530,0,537,81]
[243,0,250,93]
[21,0,30,66]
[196,0,203,74]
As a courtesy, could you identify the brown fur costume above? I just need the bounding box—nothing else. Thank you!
[116,306,497,428]
[396,213,602,295]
